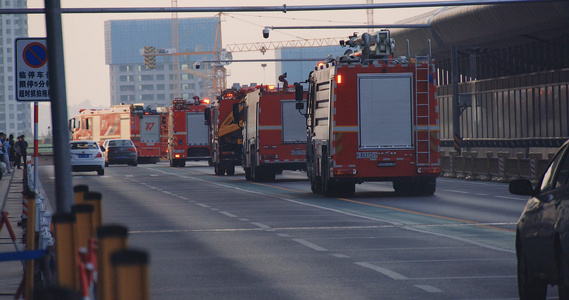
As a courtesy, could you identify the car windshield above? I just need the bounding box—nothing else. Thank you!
[71,142,97,150]
[108,140,132,147]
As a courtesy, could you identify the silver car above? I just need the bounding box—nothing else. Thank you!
[70,140,105,175]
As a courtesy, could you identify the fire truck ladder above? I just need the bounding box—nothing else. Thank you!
[415,56,431,166]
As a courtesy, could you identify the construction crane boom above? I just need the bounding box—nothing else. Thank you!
[225,37,342,53]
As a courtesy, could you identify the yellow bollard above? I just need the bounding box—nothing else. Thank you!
[84,192,103,237]
[97,225,129,300]
[72,204,94,291]
[73,185,89,205]
[25,193,36,300]
[111,249,150,300]
[52,213,77,290]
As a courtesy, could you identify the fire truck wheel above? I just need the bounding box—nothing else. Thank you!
[245,168,252,180]
[324,179,338,197]
[97,169,105,176]
[226,166,235,176]
[179,160,186,167]
[214,164,224,176]
[415,177,436,196]
[337,182,355,197]
[310,177,323,193]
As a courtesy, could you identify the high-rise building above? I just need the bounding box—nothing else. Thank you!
[0,0,32,137]
[104,17,218,108]
[275,45,345,85]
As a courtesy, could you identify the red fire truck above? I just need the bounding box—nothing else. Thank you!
[168,97,212,167]
[240,84,307,181]
[296,30,440,197]
[205,88,252,175]
[69,104,168,163]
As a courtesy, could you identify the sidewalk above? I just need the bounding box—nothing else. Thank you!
[0,167,25,299]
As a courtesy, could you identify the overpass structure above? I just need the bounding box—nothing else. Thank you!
[389,1,569,153]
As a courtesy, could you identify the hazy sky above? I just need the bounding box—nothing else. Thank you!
[26,0,442,131]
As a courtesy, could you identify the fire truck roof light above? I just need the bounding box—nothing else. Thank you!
[202,98,210,104]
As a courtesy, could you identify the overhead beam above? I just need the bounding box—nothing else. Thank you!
[0,0,563,14]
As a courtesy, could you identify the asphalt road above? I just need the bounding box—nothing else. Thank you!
[38,161,559,299]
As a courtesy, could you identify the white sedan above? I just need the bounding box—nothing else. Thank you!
[70,140,105,175]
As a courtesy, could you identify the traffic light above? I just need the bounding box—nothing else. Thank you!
[143,46,156,69]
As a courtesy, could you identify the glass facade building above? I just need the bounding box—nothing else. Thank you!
[105,17,217,107]
[0,0,31,137]
[275,45,345,85]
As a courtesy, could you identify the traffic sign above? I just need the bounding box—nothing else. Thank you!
[15,38,50,101]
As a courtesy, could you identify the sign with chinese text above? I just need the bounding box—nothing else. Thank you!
[15,38,49,101]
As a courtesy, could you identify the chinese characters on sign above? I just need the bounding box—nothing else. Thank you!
[15,38,50,101]
[18,70,49,99]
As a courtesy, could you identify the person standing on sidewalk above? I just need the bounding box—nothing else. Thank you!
[13,135,21,169]
[18,135,28,167]
[0,132,11,173]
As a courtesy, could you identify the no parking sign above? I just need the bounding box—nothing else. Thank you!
[15,38,50,101]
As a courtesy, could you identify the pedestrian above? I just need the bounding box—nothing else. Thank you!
[0,133,10,173]
[8,134,16,168]
[13,136,21,169]
[18,135,28,167]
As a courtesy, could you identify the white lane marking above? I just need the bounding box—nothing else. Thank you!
[251,222,271,229]
[414,285,442,293]
[355,262,408,280]
[177,196,189,200]
[495,195,528,201]
[276,233,290,237]
[150,174,159,177]
[125,175,134,178]
[151,168,516,253]
[196,203,210,208]
[331,254,350,258]
[162,191,173,195]
[239,218,250,222]
[219,211,238,218]
[443,190,470,194]
[210,208,219,211]
[292,239,328,252]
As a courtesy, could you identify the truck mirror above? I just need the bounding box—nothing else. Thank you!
[204,107,211,125]
[232,103,240,123]
[294,83,303,102]
[296,102,304,110]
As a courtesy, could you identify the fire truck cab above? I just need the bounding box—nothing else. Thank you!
[297,31,440,197]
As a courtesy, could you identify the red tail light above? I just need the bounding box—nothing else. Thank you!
[95,152,102,158]
[128,147,137,152]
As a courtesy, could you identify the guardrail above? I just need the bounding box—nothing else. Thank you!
[440,150,552,183]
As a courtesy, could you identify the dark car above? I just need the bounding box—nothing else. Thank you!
[102,139,137,166]
[510,140,569,299]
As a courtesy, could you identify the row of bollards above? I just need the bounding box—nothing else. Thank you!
[34,185,149,300]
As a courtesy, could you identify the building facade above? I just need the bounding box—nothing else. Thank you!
[0,0,31,137]
[104,17,217,108]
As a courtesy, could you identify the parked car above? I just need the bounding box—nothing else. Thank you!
[510,139,569,299]
[102,139,137,166]
[69,140,105,175]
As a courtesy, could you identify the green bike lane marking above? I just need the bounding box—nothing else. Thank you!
[152,165,516,253]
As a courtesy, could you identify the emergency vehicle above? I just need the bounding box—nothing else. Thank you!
[205,88,251,175]
[296,30,440,197]
[168,97,212,167]
[69,104,168,164]
[240,84,307,181]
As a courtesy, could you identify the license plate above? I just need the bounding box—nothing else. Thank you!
[78,154,89,158]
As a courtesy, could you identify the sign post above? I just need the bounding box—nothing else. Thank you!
[16,38,49,194]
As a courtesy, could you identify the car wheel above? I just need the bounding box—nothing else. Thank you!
[97,169,104,176]
[518,246,547,299]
